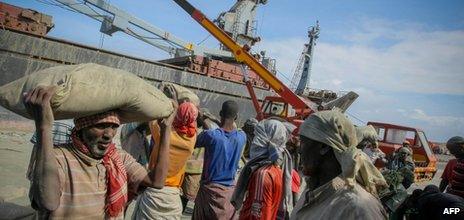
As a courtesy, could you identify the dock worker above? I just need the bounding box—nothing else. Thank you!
[440,136,464,198]
[291,110,387,220]
[356,125,387,165]
[402,140,414,156]
[181,108,219,213]
[386,147,415,189]
[24,86,175,219]
[133,101,198,220]
[232,119,294,220]
[193,100,246,220]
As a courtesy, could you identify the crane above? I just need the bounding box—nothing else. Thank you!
[53,0,355,123]
[215,0,267,49]
[53,0,274,89]
[291,21,320,95]
[54,0,232,58]
[289,22,358,110]
[173,0,315,126]
[173,0,358,125]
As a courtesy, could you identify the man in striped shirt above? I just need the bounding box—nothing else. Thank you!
[24,86,176,219]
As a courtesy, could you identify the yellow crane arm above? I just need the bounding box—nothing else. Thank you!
[172,0,308,110]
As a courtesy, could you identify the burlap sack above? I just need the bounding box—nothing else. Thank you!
[0,63,173,123]
[159,82,200,106]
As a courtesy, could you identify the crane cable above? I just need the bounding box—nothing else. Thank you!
[97,0,110,48]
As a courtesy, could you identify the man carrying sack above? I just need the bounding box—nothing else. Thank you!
[24,86,176,219]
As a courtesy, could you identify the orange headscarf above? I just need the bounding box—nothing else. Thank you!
[172,102,198,137]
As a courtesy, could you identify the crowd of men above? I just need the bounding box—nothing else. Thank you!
[3,84,464,219]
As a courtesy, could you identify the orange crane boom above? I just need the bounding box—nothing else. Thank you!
[173,0,309,111]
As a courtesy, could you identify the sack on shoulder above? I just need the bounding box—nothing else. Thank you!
[0,63,173,123]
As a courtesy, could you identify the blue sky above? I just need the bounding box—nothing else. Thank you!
[7,0,464,142]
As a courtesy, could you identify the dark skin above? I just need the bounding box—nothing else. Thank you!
[24,86,177,211]
[299,136,342,191]
[79,123,120,159]
[219,113,237,132]
[286,135,300,154]
[194,107,237,150]
[439,142,464,192]
[196,109,220,130]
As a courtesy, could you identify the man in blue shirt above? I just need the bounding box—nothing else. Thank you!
[193,100,246,220]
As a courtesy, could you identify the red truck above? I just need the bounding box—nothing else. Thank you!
[368,122,437,182]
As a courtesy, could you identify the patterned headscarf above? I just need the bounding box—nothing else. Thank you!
[356,125,379,148]
[299,110,387,196]
[73,111,120,131]
[173,102,198,137]
[71,111,127,217]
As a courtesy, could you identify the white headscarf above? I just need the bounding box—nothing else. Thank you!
[249,119,289,162]
[299,110,387,196]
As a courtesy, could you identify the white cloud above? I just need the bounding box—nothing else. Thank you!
[409,109,464,127]
[331,79,342,86]
[255,18,464,141]
[257,19,464,95]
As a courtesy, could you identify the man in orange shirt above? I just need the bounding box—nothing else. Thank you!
[232,119,294,220]
[133,101,198,220]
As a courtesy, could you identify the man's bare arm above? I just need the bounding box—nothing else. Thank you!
[140,94,177,189]
[24,86,61,211]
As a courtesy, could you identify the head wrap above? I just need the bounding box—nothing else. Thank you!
[299,110,387,196]
[74,111,120,131]
[282,121,297,135]
[249,119,289,162]
[356,125,379,148]
[243,118,258,129]
[71,111,127,217]
[447,136,464,147]
[398,146,412,155]
[232,119,294,218]
[173,102,198,137]
[242,118,258,135]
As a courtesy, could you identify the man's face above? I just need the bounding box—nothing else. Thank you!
[299,136,324,176]
[286,135,300,153]
[357,139,371,149]
[399,152,408,161]
[80,123,119,159]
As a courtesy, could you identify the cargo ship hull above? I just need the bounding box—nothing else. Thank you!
[0,29,272,124]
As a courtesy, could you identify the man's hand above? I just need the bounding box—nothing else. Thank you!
[23,86,56,129]
[158,100,178,129]
[161,84,179,102]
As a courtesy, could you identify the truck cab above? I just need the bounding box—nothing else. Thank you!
[367,122,437,182]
